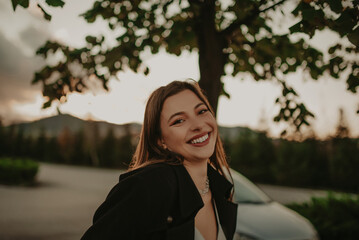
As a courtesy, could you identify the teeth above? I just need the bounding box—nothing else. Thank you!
[191,134,209,144]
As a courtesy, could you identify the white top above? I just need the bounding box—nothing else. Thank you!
[194,200,227,240]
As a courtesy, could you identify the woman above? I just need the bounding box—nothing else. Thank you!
[81,80,237,240]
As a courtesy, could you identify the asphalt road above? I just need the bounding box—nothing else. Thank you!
[0,163,328,240]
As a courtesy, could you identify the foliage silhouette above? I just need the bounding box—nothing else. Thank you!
[11,0,359,134]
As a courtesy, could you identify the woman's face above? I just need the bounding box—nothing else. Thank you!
[159,89,217,163]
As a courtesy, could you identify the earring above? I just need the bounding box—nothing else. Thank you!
[162,142,167,149]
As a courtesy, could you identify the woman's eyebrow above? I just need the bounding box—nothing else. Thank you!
[194,102,205,109]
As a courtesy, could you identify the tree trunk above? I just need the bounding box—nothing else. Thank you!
[196,1,227,116]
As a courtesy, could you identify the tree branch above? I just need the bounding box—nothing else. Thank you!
[222,0,288,38]
[259,0,287,13]
[188,0,203,5]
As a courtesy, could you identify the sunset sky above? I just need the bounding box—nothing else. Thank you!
[1,0,358,138]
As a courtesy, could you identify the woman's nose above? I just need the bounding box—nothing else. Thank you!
[189,117,204,131]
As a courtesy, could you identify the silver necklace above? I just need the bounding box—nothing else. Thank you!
[199,176,210,195]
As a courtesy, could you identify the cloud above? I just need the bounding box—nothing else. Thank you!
[0,30,45,121]
[0,30,43,87]
[0,32,22,75]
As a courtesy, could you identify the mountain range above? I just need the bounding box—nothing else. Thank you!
[6,113,253,140]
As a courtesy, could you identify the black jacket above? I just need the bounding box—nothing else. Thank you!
[81,163,237,240]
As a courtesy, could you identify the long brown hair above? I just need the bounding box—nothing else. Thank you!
[129,80,230,178]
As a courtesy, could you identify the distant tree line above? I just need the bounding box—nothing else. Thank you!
[225,130,359,193]
[0,120,134,169]
[225,115,359,193]
[1,115,358,192]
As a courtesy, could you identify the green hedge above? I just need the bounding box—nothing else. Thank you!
[287,194,359,240]
[0,157,39,185]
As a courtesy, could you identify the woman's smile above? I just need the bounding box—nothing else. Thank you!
[188,132,211,146]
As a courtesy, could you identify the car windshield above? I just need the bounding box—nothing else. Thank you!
[230,169,271,204]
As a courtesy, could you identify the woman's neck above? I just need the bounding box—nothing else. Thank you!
[183,159,208,192]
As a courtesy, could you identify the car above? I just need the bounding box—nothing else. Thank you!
[230,169,319,240]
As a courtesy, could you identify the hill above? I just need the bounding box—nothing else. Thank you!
[7,114,142,139]
[6,114,254,140]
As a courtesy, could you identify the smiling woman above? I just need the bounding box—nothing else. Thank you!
[81,80,238,240]
[159,90,218,164]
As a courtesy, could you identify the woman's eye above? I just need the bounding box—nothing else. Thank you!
[171,119,184,126]
[199,109,209,114]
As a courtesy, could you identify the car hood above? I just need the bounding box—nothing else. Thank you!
[236,201,317,240]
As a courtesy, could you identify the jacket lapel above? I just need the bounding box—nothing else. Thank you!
[171,164,204,220]
[208,165,238,240]
[170,164,237,240]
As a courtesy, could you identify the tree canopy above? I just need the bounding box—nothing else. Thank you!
[12,0,359,134]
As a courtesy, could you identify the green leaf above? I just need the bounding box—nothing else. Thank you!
[347,73,359,93]
[37,4,52,21]
[144,67,149,76]
[80,1,102,23]
[291,1,303,16]
[42,100,52,109]
[289,22,302,34]
[334,9,357,37]
[327,0,343,14]
[347,27,359,48]
[302,8,317,22]
[85,36,97,45]
[328,44,342,54]
[45,0,65,8]
[11,0,29,11]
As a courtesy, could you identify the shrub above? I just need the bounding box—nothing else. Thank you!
[287,193,359,240]
[273,139,329,188]
[328,137,359,192]
[0,157,39,185]
[229,130,276,183]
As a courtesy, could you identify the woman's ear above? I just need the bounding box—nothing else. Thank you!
[157,139,168,149]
